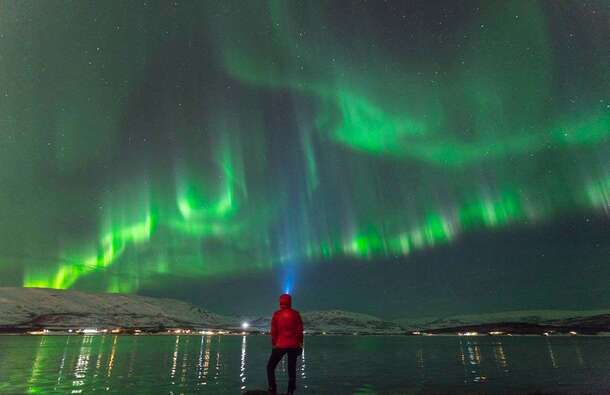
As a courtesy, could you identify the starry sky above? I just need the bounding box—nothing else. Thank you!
[1,0,609,318]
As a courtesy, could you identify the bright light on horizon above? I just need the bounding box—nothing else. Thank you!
[241,322,250,329]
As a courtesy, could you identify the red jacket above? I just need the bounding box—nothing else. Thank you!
[271,294,303,349]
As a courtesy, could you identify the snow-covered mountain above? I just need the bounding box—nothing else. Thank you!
[302,310,403,333]
[5,287,610,335]
[0,287,236,331]
[246,310,403,334]
[396,309,610,332]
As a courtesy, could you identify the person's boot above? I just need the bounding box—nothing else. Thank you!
[287,388,295,395]
[267,387,277,395]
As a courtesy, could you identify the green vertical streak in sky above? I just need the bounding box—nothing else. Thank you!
[460,189,524,229]
[585,175,610,214]
[301,127,319,197]
[106,277,135,294]
[421,212,456,244]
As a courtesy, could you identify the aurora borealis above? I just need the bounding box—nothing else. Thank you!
[1,0,610,317]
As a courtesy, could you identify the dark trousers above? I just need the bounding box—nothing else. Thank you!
[266,347,300,392]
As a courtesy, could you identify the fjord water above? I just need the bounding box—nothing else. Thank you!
[1,335,609,394]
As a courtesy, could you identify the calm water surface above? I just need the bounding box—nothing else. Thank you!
[1,335,609,394]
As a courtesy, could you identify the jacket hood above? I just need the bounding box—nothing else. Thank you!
[279,293,292,309]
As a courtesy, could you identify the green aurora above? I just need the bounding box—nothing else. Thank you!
[0,1,609,313]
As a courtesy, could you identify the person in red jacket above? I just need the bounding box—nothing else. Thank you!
[267,293,303,395]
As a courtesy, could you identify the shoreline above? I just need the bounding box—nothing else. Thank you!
[1,331,608,337]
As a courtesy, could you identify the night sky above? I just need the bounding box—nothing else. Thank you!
[1,1,609,318]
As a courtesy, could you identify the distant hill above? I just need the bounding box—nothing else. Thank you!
[396,309,610,334]
[0,287,236,331]
[246,310,403,334]
[303,310,403,333]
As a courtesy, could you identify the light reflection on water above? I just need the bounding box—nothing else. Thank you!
[1,335,610,394]
[240,335,247,390]
[493,340,508,372]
